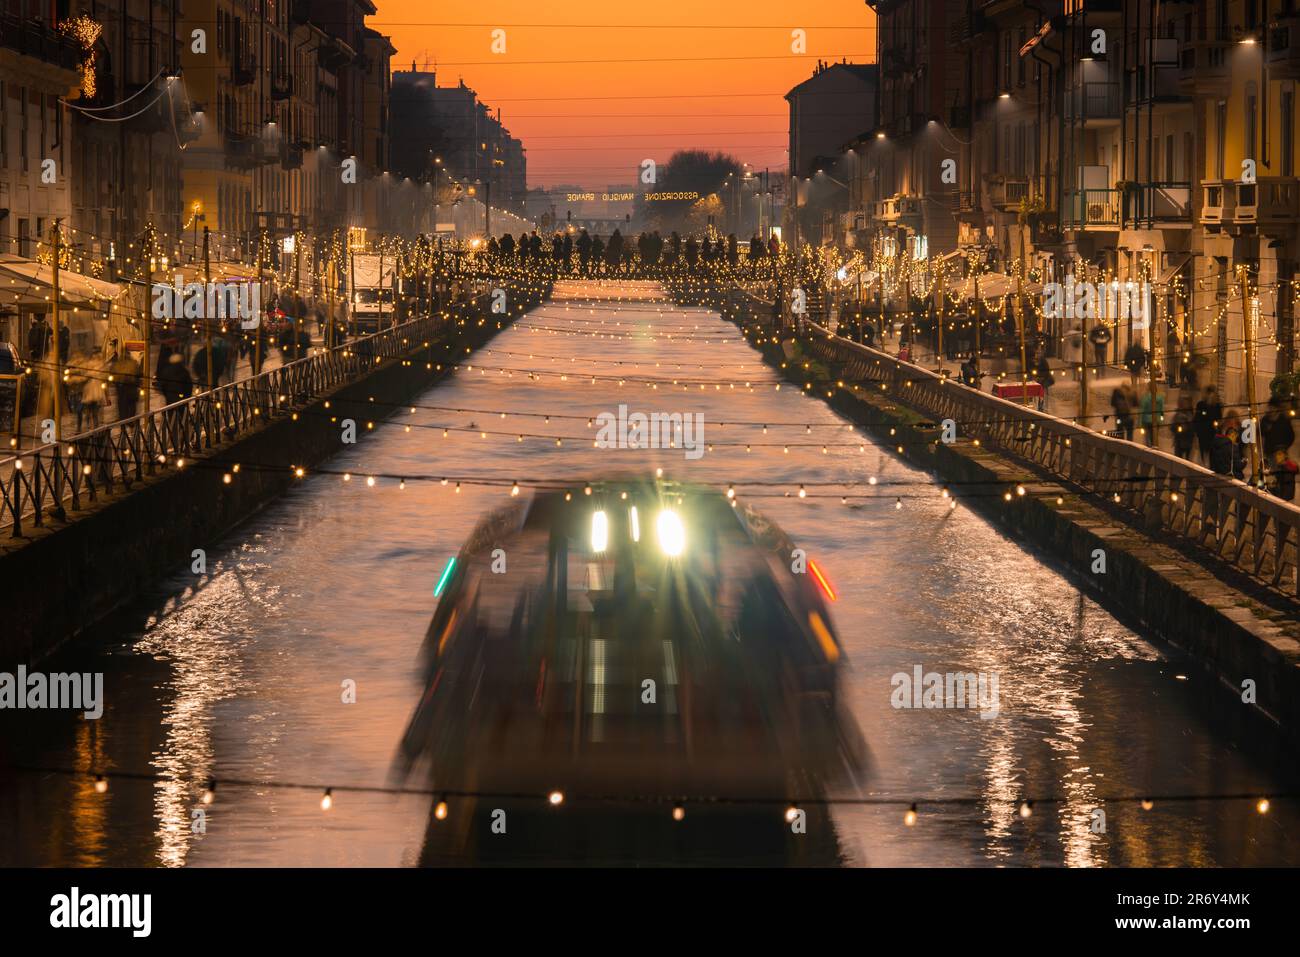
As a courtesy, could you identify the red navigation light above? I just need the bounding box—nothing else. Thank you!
[808,558,837,602]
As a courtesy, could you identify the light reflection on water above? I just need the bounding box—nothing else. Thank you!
[1,280,1297,866]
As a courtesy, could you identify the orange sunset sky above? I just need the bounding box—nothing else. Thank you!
[370,2,877,188]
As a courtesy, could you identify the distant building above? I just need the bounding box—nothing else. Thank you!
[784,60,878,247]
[389,68,527,215]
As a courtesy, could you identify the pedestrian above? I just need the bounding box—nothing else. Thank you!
[65,350,91,432]
[1211,423,1245,479]
[1110,383,1135,441]
[1088,323,1111,372]
[1261,395,1296,461]
[1032,348,1054,411]
[110,345,142,421]
[157,350,193,406]
[1171,392,1195,460]
[1266,447,1298,501]
[1139,388,1164,446]
[1123,339,1148,389]
[1194,386,1222,465]
[26,314,52,361]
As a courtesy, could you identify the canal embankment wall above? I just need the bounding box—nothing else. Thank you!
[2,287,548,664]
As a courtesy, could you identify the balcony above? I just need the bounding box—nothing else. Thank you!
[1068,81,1121,125]
[1123,182,1192,227]
[231,52,256,86]
[1132,38,1191,106]
[1178,41,1231,94]
[1063,188,1120,229]
[875,194,921,224]
[988,177,1029,211]
[1200,180,1237,230]
[1234,177,1300,232]
[0,13,83,72]
[271,74,294,101]
[224,129,271,169]
[1267,17,1300,80]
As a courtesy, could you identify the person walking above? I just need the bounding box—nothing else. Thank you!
[1266,447,1298,501]
[1261,395,1296,461]
[1123,339,1148,390]
[110,345,142,421]
[1171,391,1195,459]
[1032,348,1054,411]
[157,350,193,406]
[1139,387,1164,447]
[1194,385,1222,465]
[1110,382,1135,441]
[1211,422,1245,479]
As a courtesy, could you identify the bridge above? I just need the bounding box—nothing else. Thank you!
[1,276,1298,867]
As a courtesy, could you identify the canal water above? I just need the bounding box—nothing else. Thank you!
[2,280,1297,866]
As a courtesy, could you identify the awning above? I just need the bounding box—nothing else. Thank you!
[0,255,121,309]
[945,272,1043,302]
[837,267,879,287]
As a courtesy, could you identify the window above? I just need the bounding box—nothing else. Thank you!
[1285,90,1296,178]
[19,87,27,173]
[1246,83,1258,164]
[1215,100,1227,178]
[18,219,29,258]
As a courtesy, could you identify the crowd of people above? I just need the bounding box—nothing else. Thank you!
[1107,381,1297,500]
[483,228,784,276]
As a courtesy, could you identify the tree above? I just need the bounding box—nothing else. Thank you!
[647,149,742,233]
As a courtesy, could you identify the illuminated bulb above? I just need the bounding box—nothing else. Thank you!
[548,790,564,806]
[726,485,735,499]
[798,485,806,498]
[343,473,352,482]
[1016,485,1026,496]
[94,775,108,794]
[320,789,333,811]
[201,782,216,805]
[1018,800,1033,819]
[511,481,520,497]
[434,800,449,821]
[672,804,685,822]
[784,805,800,823]
[904,803,918,827]
[1140,799,1154,811]
[1257,798,1271,815]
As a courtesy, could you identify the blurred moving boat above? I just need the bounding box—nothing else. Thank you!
[396,477,866,807]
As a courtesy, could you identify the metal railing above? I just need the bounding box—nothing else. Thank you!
[2,292,508,538]
[799,324,1300,599]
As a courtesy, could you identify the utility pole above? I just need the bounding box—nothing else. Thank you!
[1079,268,1089,427]
[142,224,154,415]
[1242,266,1260,484]
[293,232,302,361]
[50,219,62,442]
[203,226,214,392]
